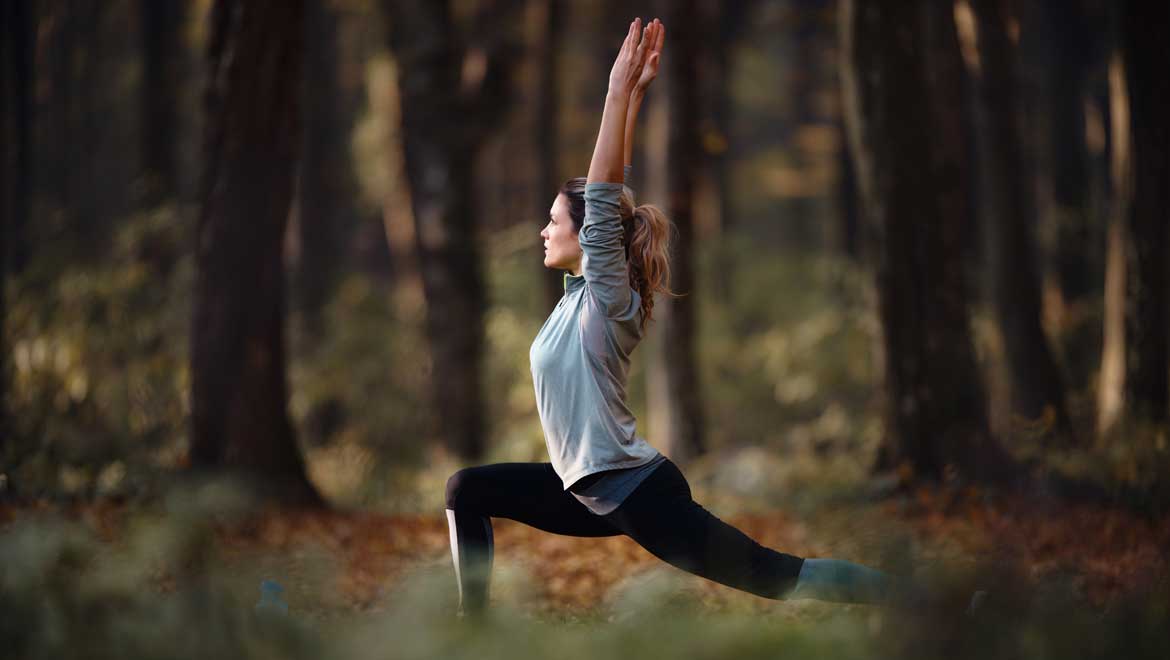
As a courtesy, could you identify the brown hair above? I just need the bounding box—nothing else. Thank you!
[559,178,675,330]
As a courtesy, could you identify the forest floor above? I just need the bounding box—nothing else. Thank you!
[3,485,1166,623]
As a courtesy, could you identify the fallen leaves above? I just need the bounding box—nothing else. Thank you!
[2,490,1165,617]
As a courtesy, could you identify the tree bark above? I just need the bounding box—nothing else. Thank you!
[1046,1,1099,303]
[706,0,754,298]
[2,0,32,276]
[384,0,519,460]
[841,0,1010,482]
[962,0,1077,444]
[190,0,322,505]
[709,1,738,239]
[43,0,98,250]
[837,115,860,260]
[537,0,565,311]
[296,0,352,336]
[1096,51,1129,437]
[2,0,35,452]
[646,0,705,463]
[139,0,182,205]
[1024,0,1100,308]
[1120,0,1170,425]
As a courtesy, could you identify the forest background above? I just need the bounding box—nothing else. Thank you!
[1,1,1169,658]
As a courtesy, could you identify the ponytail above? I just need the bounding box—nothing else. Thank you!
[626,203,675,331]
[559,177,676,331]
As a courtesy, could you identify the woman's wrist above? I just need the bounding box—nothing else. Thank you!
[607,82,637,100]
[605,90,632,115]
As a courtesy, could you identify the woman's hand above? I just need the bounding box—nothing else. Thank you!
[622,20,662,168]
[607,18,656,96]
[591,18,663,183]
[634,20,664,95]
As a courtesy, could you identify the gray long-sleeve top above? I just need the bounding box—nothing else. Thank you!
[529,181,661,492]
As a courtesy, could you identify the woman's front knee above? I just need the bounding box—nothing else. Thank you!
[445,467,480,510]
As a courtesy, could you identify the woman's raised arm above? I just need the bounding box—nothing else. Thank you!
[587,18,658,184]
[580,19,663,318]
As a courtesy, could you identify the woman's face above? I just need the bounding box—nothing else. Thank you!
[541,193,582,273]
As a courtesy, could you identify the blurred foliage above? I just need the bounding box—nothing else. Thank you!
[287,269,433,508]
[6,206,194,500]
[2,484,1168,660]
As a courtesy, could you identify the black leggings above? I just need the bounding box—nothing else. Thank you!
[444,458,805,614]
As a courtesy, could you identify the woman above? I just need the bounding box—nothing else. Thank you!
[445,18,917,617]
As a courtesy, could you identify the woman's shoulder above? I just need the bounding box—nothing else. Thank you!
[581,284,643,353]
[584,281,642,323]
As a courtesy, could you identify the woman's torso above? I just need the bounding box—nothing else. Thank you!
[529,272,660,490]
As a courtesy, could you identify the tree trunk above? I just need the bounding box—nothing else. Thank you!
[707,0,753,298]
[2,0,32,276]
[2,0,34,451]
[1044,1,1098,304]
[962,0,1077,444]
[76,0,102,250]
[1023,0,1099,313]
[710,0,751,235]
[295,0,352,337]
[841,0,1010,483]
[1120,0,1170,425]
[43,0,91,248]
[384,0,518,460]
[537,0,565,311]
[190,0,321,505]
[646,0,705,463]
[40,0,67,219]
[837,116,860,260]
[1097,51,1129,437]
[139,0,182,205]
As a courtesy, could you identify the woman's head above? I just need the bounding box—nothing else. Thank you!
[541,190,584,274]
[541,177,674,330]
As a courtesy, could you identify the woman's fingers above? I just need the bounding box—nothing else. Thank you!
[617,17,662,88]
[642,20,656,52]
[639,21,658,62]
[634,20,654,68]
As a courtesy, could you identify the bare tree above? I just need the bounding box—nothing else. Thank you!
[296,0,355,337]
[1025,0,1102,310]
[1,0,35,452]
[960,0,1077,444]
[139,0,182,205]
[646,0,705,463]
[1097,51,1129,437]
[841,0,1012,482]
[705,0,756,296]
[3,0,32,275]
[1119,0,1170,425]
[536,0,565,310]
[190,0,321,504]
[383,0,519,459]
